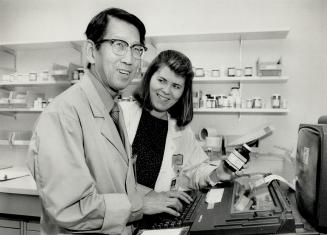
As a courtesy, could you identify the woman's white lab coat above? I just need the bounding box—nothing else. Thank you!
[120,101,218,192]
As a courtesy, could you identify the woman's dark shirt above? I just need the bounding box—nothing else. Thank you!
[132,109,168,189]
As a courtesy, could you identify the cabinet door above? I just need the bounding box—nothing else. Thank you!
[26,231,39,235]
[0,218,21,235]
[0,227,21,235]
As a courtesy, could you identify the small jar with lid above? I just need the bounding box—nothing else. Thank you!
[253,97,263,108]
[244,67,253,77]
[195,68,205,77]
[227,67,236,77]
[216,95,226,108]
[224,143,252,172]
[211,69,220,77]
[72,70,79,80]
[246,99,253,109]
[235,68,243,77]
[77,68,85,80]
[271,94,281,108]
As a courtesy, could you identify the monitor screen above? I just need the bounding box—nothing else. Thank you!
[295,124,327,232]
[296,127,319,219]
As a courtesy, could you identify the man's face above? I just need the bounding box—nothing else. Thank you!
[94,17,141,92]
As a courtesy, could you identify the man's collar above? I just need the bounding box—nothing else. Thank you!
[88,69,117,112]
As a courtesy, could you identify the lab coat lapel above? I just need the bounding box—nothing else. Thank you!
[101,112,128,163]
[118,104,132,158]
[79,75,128,163]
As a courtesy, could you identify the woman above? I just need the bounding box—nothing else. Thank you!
[120,50,233,192]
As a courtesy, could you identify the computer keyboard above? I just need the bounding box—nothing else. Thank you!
[135,190,204,230]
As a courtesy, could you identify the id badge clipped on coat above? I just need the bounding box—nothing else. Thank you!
[170,154,183,190]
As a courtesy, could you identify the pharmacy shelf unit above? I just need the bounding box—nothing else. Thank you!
[0,28,290,136]
[147,28,290,116]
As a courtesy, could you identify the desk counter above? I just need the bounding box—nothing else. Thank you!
[0,167,40,217]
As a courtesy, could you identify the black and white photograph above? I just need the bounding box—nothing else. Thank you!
[0,0,327,234]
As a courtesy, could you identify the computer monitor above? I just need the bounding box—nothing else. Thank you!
[295,123,327,232]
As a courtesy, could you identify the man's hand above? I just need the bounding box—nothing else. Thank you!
[142,190,193,216]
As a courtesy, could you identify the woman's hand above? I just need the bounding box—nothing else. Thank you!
[212,162,249,183]
[142,190,193,216]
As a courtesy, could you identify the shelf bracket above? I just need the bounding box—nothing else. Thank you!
[237,112,241,120]
[70,41,84,66]
[0,111,17,118]
[238,36,243,69]
[0,46,17,71]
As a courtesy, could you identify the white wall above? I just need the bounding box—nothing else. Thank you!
[323,0,327,110]
[1,0,327,166]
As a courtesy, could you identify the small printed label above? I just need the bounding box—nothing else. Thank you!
[227,152,245,170]
[302,147,309,165]
[172,154,183,166]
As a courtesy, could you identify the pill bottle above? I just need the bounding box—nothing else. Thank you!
[227,67,236,77]
[217,95,226,108]
[246,99,253,109]
[253,97,262,108]
[235,68,243,77]
[224,143,252,172]
[211,69,220,77]
[271,94,281,108]
[244,67,253,77]
[73,70,79,80]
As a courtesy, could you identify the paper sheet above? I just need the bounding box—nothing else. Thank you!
[253,174,295,191]
[205,188,224,209]
[141,228,185,235]
[0,167,29,181]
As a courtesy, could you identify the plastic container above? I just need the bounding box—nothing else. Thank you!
[271,94,281,108]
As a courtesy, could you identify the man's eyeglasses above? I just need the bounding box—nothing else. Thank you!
[96,39,147,59]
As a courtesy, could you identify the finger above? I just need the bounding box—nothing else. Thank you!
[168,198,183,211]
[175,192,192,204]
[169,191,193,203]
[181,192,193,202]
[162,207,180,217]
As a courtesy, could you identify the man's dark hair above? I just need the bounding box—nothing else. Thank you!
[134,50,194,127]
[85,8,146,68]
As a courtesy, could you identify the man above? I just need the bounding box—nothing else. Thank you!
[27,8,190,235]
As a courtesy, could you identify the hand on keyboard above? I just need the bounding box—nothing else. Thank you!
[165,190,193,204]
[142,190,192,216]
[136,190,202,230]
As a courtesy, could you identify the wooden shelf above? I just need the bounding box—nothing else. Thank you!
[0,40,85,52]
[194,108,289,114]
[0,80,71,87]
[0,108,43,113]
[147,28,289,45]
[0,28,289,52]
[0,67,16,74]
[193,76,288,84]
[131,76,288,85]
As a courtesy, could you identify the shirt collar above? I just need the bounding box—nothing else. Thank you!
[88,69,118,112]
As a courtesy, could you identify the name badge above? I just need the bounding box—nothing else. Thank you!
[172,154,183,166]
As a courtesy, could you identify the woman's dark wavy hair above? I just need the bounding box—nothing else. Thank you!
[134,50,194,127]
[85,7,146,69]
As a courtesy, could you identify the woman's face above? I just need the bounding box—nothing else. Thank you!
[149,66,185,112]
